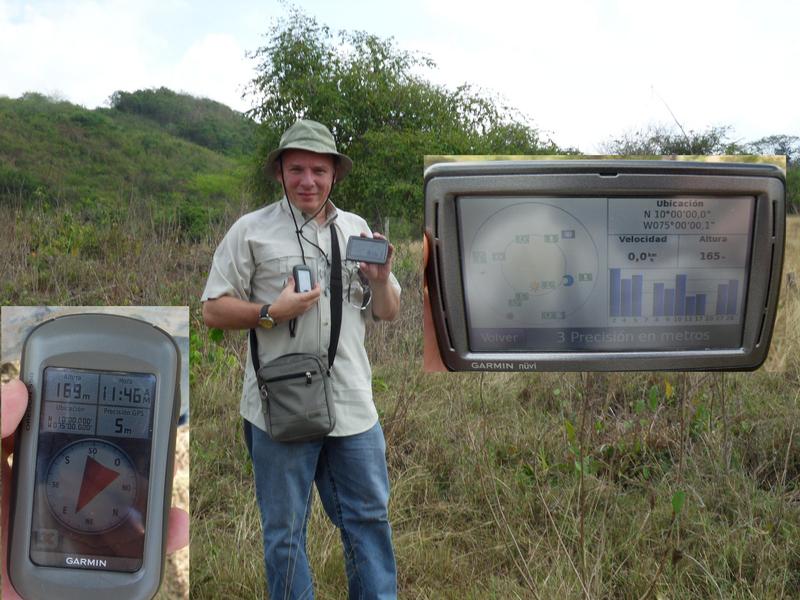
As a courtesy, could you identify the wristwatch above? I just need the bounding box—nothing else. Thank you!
[258,304,276,329]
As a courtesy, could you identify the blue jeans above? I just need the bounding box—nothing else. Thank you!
[244,420,397,600]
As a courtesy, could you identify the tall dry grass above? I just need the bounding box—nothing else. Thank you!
[2,203,798,599]
[189,217,799,599]
[765,215,800,372]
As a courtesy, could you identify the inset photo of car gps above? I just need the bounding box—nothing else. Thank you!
[424,157,787,372]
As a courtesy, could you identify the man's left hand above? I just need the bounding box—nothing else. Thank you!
[357,232,399,321]
[358,232,394,283]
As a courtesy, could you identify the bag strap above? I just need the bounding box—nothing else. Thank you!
[327,222,343,369]
[250,223,343,373]
[249,322,261,374]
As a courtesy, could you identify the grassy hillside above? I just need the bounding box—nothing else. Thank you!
[110,87,258,157]
[0,92,255,238]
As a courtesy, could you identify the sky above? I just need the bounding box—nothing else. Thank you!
[1,0,798,153]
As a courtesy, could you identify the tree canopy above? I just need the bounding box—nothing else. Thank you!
[599,124,746,155]
[746,134,800,166]
[245,7,561,231]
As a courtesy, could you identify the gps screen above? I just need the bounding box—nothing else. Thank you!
[30,367,156,571]
[458,195,755,352]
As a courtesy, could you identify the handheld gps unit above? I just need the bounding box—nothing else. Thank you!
[293,264,314,292]
[346,235,390,264]
[425,160,785,371]
[8,313,181,600]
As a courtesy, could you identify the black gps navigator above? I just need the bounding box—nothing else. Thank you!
[424,160,785,371]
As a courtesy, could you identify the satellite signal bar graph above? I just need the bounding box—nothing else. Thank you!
[610,269,742,319]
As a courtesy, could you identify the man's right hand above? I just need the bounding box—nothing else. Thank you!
[267,277,322,324]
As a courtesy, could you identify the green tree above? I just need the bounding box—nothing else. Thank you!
[599,124,744,155]
[246,6,559,231]
[745,134,800,165]
[745,135,800,213]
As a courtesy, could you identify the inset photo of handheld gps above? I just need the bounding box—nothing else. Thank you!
[1,307,189,600]
[424,159,786,371]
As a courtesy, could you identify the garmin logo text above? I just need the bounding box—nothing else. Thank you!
[470,361,537,371]
[471,361,513,370]
[66,556,107,568]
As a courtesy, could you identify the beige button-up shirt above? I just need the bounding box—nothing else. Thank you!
[202,198,401,436]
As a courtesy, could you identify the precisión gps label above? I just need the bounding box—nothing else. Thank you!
[424,160,785,371]
[8,313,181,600]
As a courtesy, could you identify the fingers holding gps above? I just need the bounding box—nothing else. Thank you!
[166,507,190,553]
[2,379,28,440]
[355,231,393,283]
[423,233,447,372]
[3,380,30,600]
[269,276,322,323]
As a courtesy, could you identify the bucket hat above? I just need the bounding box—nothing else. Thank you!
[266,119,353,181]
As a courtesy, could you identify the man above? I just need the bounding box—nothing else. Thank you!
[202,119,400,599]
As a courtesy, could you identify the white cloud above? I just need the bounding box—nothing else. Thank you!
[0,0,257,110]
[413,0,800,151]
[167,32,253,112]
[0,1,176,105]
[0,0,797,149]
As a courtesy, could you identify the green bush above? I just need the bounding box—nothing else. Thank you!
[0,163,49,202]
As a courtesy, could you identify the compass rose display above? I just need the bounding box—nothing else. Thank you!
[45,439,137,534]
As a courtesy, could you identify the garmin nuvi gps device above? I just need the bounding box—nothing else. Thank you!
[346,235,390,264]
[424,160,785,371]
[8,313,181,600]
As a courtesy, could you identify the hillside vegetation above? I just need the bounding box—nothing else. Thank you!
[110,87,258,157]
[0,91,256,238]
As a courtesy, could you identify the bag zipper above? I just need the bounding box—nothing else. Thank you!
[265,370,318,384]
